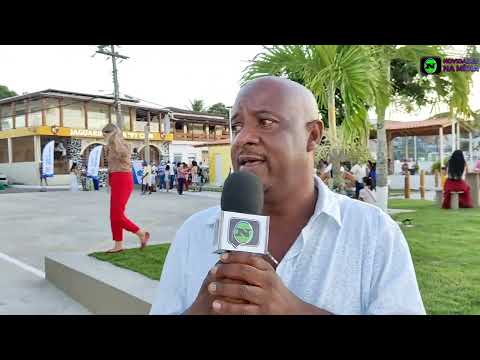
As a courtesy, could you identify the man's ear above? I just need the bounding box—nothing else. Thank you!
[307,120,323,152]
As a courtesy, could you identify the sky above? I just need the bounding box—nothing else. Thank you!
[1,45,479,121]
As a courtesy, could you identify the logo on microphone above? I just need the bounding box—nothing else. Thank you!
[228,218,259,248]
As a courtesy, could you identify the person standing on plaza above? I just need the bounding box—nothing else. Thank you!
[367,160,376,190]
[165,164,171,193]
[39,161,48,191]
[169,161,176,189]
[102,123,150,253]
[69,162,80,192]
[350,161,367,199]
[157,161,167,191]
[191,160,200,192]
[176,162,186,195]
[151,161,158,192]
[183,162,191,191]
[142,160,153,195]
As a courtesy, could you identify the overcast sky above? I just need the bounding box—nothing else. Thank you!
[1,45,478,121]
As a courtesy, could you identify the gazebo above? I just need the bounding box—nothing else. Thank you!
[380,115,476,173]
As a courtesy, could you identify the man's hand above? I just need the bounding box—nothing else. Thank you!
[208,252,331,315]
[183,260,249,315]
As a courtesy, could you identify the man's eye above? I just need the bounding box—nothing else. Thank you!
[260,119,274,127]
[232,124,242,133]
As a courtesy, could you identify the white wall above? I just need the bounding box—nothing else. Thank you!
[389,174,436,190]
[169,141,207,164]
[0,162,71,185]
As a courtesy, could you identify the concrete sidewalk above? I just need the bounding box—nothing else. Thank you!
[0,257,90,315]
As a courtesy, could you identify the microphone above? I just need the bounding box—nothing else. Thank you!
[215,171,270,256]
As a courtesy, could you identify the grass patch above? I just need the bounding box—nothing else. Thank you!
[89,244,170,280]
[90,200,480,314]
[389,199,480,315]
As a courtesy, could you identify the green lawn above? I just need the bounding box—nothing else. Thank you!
[90,244,170,280]
[389,199,480,315]
[90,199,480,314]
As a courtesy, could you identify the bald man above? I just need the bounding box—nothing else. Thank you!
[150,76,425,315]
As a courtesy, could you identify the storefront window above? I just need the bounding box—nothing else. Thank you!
[88,103,109,130]
[0,139,8,163]
[1,105,13,130]
[63,103,85,129]
[15,102,26,128]
[12,136,35,162]
[29,100,43,127]
[45,98,60,126]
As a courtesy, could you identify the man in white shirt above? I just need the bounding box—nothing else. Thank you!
[150,76,425,315]
[350,162,367,199]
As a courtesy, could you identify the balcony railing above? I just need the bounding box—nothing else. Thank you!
[173,133,229,142]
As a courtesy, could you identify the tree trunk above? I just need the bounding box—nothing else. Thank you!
[327,82,337,142]
[376,62,391,212]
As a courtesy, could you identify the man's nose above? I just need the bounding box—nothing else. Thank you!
[233,123,260,147]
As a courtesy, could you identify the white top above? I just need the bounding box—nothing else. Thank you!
[351,164,367,183]
[150,176,425,315]
[359,187,377,205]
[323,163,332,174]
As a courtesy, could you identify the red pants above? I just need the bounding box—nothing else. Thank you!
[109,172,140,241]
[442,178,473,209]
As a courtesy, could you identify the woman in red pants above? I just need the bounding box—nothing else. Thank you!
[102,123,150,253]
[442,150,473,209]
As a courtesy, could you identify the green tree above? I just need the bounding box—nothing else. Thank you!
[207,102,229,117]
[242,45,379,190]
[371,45,475,210]
[189,99,206,112]
[0,85,17,100]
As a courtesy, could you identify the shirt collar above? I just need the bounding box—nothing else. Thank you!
[205,175,342,228]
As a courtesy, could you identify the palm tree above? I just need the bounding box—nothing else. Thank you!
[371,45,475,211]
[189,99,206,112]
[242,45,379,188]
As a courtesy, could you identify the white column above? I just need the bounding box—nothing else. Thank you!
[439,127,444,166]
[7,137,12,164]
[34,135,41,162]
[413,135,417,162]
[469,132,473,161]
[451,120,456,151]
[405,136,409,159]
[456,122,461,150]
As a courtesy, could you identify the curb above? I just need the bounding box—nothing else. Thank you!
[45,253,158,315]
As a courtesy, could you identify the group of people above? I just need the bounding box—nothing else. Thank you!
[318,159,377,205]
[140,160,205,195]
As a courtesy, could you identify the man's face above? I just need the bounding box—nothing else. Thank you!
[230,82,313,197]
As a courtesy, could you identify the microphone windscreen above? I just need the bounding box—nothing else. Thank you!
[221,171,264,215]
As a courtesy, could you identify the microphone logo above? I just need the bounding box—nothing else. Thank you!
[228,218,260,248]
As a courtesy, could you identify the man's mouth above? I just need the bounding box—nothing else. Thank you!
[238,155,266,170]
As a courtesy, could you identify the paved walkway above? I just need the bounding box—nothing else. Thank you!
[0,257,90,314]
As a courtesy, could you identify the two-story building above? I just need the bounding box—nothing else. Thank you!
[0,89,229,185]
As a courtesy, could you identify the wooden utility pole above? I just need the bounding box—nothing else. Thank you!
[420,170,425,200]
[94,45,129,130]
[404,172,410,199]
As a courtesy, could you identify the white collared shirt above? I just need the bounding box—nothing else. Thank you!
[150,176,426,315]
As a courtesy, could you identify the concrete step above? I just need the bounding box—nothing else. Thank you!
[45,252,158,315]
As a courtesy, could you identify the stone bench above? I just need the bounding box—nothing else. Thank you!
[450,191,464,210]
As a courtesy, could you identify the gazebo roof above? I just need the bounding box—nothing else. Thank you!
[384,116,475,138]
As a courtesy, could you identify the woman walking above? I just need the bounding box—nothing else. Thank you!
[442,150,473,209]
[102,123,150,253]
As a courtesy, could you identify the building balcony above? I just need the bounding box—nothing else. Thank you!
[173,133,229,142]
